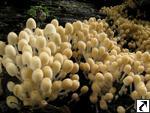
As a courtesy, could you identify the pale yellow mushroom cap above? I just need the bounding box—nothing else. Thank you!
[65,22,73,34]
[80,85,89,94]
[54,53,64,64]
[117,106,126,113]
[62,59,73,73]
[32,68,44,83]
[71,63,79,74]
[20,67,32,80]
[90,93,98,103]
[95,73,104,81]
[50,32,61,45]
[6,96,18,109]
[6,62,18,77]
[98,32,107,42]
[73,21,83,31]
[24,28,33,35]
[99,99,108,110]
[77,41,86,52]
[52,81,62,92]
[34,28,44,36]
[18,39,28,51]
[26,18,36,30]
[7,81,15,92]
[21,80,33,92]
[36,36,46,49]
[123,64,131,74]
[19,31,30,42]
[103,93,114,101]
[62,78,73,90]
[47,41,57,55]
[130,90,140,100]
[7,32,18,45]
[15,54,23,68]
[30,56,41,70]
[71,80,80,91]
[51,19,59,27]
[71,93,80,101]
[39,47,51,56]
[22,52,32,66]
[44,24,56,37]
[91,82,100,93]
[39,52,50,66]
[123,76,133,86]
[13,84,23,97]
[40,78,52,92]
[51,60,61,76]
[62,48,72,59]
[136,82,147,96]
[42,66,53,79]
[5,44,16,59]
[22,45,32,54]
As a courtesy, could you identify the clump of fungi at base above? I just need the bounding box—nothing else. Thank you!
[0,17,150,113]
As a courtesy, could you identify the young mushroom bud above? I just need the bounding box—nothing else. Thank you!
[22,52,32,66]
[42,66,53,79]
[51,19,59,27]
[50,33,61,45]
[62,59,73,74]
[136,82,147,96]
[6,96,19,109]
[20,67,32,80]
[32,68,44,83]
[90,93,98,103]
[71,74,79,80]
[5,45,16,59]
[7,32,18,45]
[19,31,29,42]
[52,81,62,92]
[26,18,36,30]
[80,85,89,94]
[65,23,74,34]
[62,78,73,90]
[36,36,46,49]
[99,99,108,110]
[117,106,126,113]
[40,78,52,92]
[7,81,15,92]
[54,53,64,64]
[13,84,23,97]
[71,80,80,91]
[62,48,72,59]
[18,39,28,51]
[6,63,18,77]
[22,45,32,54]
[30,56,41,70]
[51,60,61,76]
[44,24,56,37]
[39,52,50,66]
[71,63,79,74]
[47,41,57,55]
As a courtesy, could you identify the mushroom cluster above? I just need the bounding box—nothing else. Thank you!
[0,17,150,113]
[100,1,150,52]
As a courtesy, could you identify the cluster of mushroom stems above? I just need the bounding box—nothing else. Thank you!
[0,17,150,113]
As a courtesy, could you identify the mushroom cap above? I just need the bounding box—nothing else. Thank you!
[6,96,18,109]
[32,68,44,83]
[26,18,36,30]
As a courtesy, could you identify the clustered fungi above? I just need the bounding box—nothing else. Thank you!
[0,17,150,113]
[100,1,150,52]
